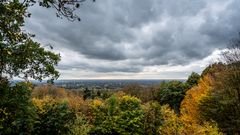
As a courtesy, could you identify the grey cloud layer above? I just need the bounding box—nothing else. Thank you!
[25,0,240,73]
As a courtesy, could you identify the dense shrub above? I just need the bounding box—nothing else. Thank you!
[0,81,36,135]
[90,95,144,135]
[158,105,183,135]
[143,101,162,135]
[68,115,91,135]
[32,97,76,135]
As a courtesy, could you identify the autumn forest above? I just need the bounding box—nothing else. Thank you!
[1,0,240,135]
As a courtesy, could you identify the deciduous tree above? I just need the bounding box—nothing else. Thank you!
[157,81,187,114]
[199,41,240,134]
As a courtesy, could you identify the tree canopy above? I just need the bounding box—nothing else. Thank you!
[198,41,240,134]
[0,0,93,133]
[0,0,94,81]
[186,72,200,88]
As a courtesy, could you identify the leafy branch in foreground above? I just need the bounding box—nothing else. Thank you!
[0,0,92,133]
[0,0,95,81]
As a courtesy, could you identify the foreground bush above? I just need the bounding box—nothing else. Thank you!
[143,101,162,135]
[32,96,76,135]
[0,81,36,134]
[158,105,183,135]
[68,115,91,135]
[89,95,144,135]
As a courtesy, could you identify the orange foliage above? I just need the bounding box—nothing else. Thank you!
[32,85,68,99]
[67,95,84,110]
[180,75,214,134]
[32,85,93,117]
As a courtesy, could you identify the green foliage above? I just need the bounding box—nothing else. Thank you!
[83,88,93,100]
[158,105,183,135]
[0,0,60,82]
[0,1,63,133]
[89,97,118,135]
[186,72,201,88]
[198,44,240,134]
[157,81,187,114]
[83,88,113,100]
[33,98,76,135]
[90,95,144,135]
[143,102,162,135]
[68,115,91,135]
[117,96,144,135]
[0,0,92,134]
[199,68,240,133]
[96,90,113,100]
[0,81,37,134]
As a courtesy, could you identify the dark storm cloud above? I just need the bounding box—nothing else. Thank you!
[25,0,240,73]
[199,0,240,46]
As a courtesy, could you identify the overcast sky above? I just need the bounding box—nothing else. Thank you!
[25,0,240,79]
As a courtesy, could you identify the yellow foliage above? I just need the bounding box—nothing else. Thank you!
[32,85,93,118]
[114,91,126,98]
[158,105,183,135]
[32,96,56,113]
[66,95,84,111]
[92,99,103,107]
[180,75,222,134]
[195,122,223,135]
[0,108,9,129]
[121,95,141,102]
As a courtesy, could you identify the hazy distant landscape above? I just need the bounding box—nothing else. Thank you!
[52,79,185,89]
[14,79,184,89]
